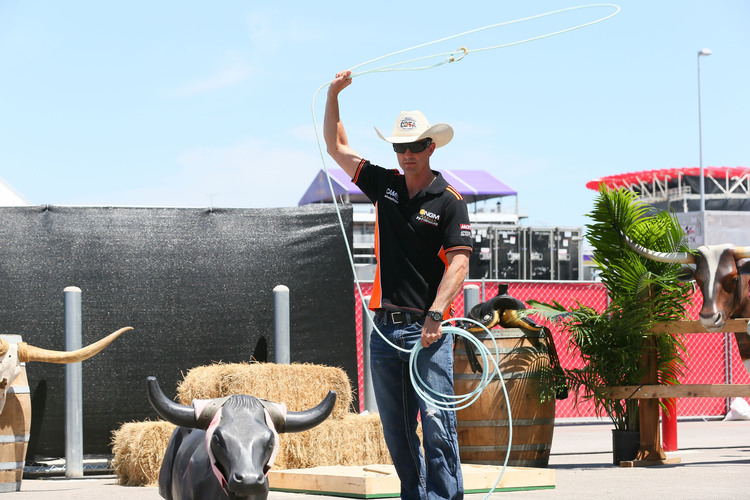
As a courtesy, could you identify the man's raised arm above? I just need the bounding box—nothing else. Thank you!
[323,70,362,178]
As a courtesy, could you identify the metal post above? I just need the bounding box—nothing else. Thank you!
[463,284,480,317]
[362,297,377,412]
[273,285,290,364]
[490,227,497,280]
[697,48,711,215]
[64,286,83,478]
[697,49,711,252]
[699,49,725,409]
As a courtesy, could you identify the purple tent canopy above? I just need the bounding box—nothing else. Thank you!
[298,168,516,205]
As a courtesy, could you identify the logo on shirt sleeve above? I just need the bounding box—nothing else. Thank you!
[460,223,472,237]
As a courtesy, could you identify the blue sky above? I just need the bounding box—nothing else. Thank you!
[0,1,748,229]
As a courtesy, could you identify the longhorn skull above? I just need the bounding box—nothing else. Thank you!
[620,232,750,331]
[0,327,132,412]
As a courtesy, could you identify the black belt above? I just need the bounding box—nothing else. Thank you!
[375,310,424,325]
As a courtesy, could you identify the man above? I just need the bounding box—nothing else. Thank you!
[324,70,471,500]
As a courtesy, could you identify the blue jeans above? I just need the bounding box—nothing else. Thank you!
[370,315,463,500]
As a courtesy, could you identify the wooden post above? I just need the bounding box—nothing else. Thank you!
[633,335,665,462]
[608,319,750,467]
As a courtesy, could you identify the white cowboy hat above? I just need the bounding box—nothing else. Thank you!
[374,110,454,148]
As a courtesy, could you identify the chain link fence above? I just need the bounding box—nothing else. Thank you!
[353,280,750,419]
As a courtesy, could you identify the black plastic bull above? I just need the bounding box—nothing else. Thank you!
[147,376,337,500]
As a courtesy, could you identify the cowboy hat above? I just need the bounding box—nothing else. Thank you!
[374,110,453,148]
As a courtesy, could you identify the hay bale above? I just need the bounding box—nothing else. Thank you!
[112,364,392,487]
[177,362,353,420]
[110,413,415,485]
[275,412,393,469]
[111,420,176,486]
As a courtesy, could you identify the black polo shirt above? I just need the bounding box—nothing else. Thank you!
[353,159,473,314]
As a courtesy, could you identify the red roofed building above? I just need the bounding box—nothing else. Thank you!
[586,166,750,246]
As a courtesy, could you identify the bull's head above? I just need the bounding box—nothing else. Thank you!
[620,233,750,330]
[147,375,336,499]
[0,327,132,412]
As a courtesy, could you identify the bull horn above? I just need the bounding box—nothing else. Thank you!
[146,376,200,428]
[734,247,750,259]
[282,391,337,433]
[0,338,8,358]
[17,326,133,364]
[619,230,695,264]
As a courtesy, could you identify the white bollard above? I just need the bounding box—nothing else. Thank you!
[273,285,290,364]
[64,286,83,478]
[464,284,480,317]
[362,297,377,412]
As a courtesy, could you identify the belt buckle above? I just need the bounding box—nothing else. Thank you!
[389,311,402,324]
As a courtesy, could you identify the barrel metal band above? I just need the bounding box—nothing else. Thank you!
[457,418,555,427]
[463,459,548,467]
[0,461,25,469]
[459,443,551,452]
[454,371,542,380]
[0,434,30,443]
[6,386,30,395]
[472,331,544,339]
[0,481,21,493]
[454,347,546,355]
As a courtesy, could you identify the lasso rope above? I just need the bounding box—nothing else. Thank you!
[309,4,620,495]
[346,3,621,77]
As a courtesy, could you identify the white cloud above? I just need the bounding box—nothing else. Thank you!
[451,120,496,137]
[289,123,321,145]
[173,11,324,98]
[244,9,323,55]
[176,52,253,97]
[114,138,322,208]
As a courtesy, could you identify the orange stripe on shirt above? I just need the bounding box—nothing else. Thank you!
[369,203,383,310]
[436,247,453,321]
[446,245,473,254]
[352,158,367,184]
[437,246,449,266]
[445,186,463,200]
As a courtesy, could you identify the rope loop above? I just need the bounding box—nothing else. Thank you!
[448,47,469,64]
[449,47,469,62]
[409,318,506,412]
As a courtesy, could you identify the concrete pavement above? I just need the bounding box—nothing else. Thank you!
[15,419,750,499]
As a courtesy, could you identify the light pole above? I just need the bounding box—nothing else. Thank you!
[698,48,729,403]
[697,48,711,214]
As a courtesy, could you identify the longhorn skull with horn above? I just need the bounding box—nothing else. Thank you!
[0,327,132,413]
[620,229,750,331]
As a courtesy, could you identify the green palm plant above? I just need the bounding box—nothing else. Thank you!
[533,185,694,431]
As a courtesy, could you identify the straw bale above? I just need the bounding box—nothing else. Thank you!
[177,362,353,420]
[275,412,393,469]
[110,413,421,486]
[111,420,176,486]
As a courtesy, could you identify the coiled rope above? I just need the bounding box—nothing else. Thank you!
[309,4,620,495]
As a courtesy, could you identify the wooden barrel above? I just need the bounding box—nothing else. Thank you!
[0,335,31,492]
[454,328,555,468]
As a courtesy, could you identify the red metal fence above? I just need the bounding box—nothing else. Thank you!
[352,280,750,419]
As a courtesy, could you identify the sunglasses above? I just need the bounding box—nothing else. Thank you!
[393,138,432,154]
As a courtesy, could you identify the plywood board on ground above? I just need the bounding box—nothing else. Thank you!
[268,463,555,498]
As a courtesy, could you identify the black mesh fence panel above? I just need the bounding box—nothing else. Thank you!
[0,204,355,457]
